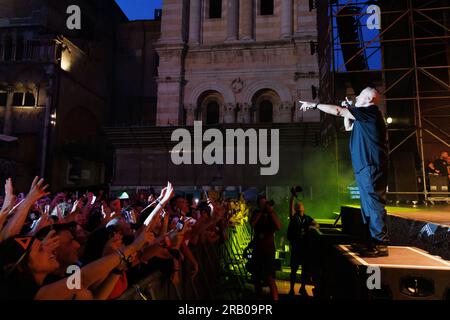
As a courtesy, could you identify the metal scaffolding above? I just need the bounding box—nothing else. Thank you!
[318,0,450,202]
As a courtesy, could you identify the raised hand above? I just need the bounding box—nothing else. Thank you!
[157,187,167,202]
[299,101,317,112]
[41,229,60,252]
[101,202,112,220]
[132,225,155,251]
[30,204,53,235]
[86,192,95,207]
[27,177,50,203]
[56,205,65,223]
[3,178,14,204]
[341,96,353,108]
[160,182,174,204]
[1,178,15,215]
[50,192,65,209]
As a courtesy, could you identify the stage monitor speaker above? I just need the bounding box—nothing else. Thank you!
[429,175,449,193]
[340,206,367,242]
[331,245,450,300]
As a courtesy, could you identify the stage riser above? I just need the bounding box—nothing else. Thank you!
[340,206,450,261]
[388,215,450,261]
[378,268,450,300]
[321,245,450,300]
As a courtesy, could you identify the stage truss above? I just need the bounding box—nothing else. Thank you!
[318,0,450,202]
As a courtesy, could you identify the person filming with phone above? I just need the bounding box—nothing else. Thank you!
[250,195,281,300]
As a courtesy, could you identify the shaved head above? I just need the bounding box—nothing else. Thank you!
[355,87,381,107]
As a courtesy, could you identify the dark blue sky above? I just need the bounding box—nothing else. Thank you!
[115,0,163,20]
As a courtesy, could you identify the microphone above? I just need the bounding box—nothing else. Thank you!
[340,97,353,108]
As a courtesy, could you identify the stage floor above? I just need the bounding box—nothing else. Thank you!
[387,205,450,228]
[338,245,450,270]
[338,204,450,228]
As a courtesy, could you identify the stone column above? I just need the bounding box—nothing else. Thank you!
[280,0,293,38]
[184,104,196,125]
[223,103,236,123]
[240,0,254,40]
[3,85,14,135]
[276,101,293,123]
[40,65,55,177]
[189,0,202,44]
[238,103,252,123]
[226,0,239,41]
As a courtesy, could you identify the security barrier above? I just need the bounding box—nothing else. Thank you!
[118,223,252,300]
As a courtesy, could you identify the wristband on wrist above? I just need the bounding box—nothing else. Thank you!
[114,249,133,269]
[114,249,126,261]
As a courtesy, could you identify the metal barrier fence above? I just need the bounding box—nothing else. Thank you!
[119,222,253,300]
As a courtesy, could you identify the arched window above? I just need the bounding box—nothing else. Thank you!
[259,100,273,123]
[0,92,7,106]
[24,92,35,106]
[260,0,274,15]
[12,92,24,106]
[206,101,220,124]
[209,0,222,19]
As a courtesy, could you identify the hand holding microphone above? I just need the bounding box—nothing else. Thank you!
[341,97,353,108]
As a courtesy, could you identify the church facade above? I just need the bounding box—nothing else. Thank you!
[107,0,322,191]
[156,0,320,126]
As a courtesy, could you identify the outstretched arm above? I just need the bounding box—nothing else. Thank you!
[299,101,355,120]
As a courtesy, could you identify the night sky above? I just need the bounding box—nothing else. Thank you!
[115,0,163,20]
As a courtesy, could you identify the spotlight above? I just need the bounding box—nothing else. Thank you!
[386,117,393,124]
[50,111,57,126]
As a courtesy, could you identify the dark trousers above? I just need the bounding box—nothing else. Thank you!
[354,165,388,242]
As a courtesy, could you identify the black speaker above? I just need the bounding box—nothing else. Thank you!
[340,206,367,242]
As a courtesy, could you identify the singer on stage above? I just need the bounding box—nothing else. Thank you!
[299,87,389,257]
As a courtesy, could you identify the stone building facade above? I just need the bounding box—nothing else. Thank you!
[156,0,320,127]
[107,0,322,191]
[0,0,128,191]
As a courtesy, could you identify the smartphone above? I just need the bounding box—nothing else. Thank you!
[44,204,50,214]
[91,195,97,205]
[176,217,185,231]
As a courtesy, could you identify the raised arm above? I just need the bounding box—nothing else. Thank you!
[142,182,174,227]
[289,193,296,218]
[0,178,15,216]
[35,226,153,300]
[0,177,49,240]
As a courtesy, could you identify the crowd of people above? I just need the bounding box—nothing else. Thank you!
[0,176,251,300]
